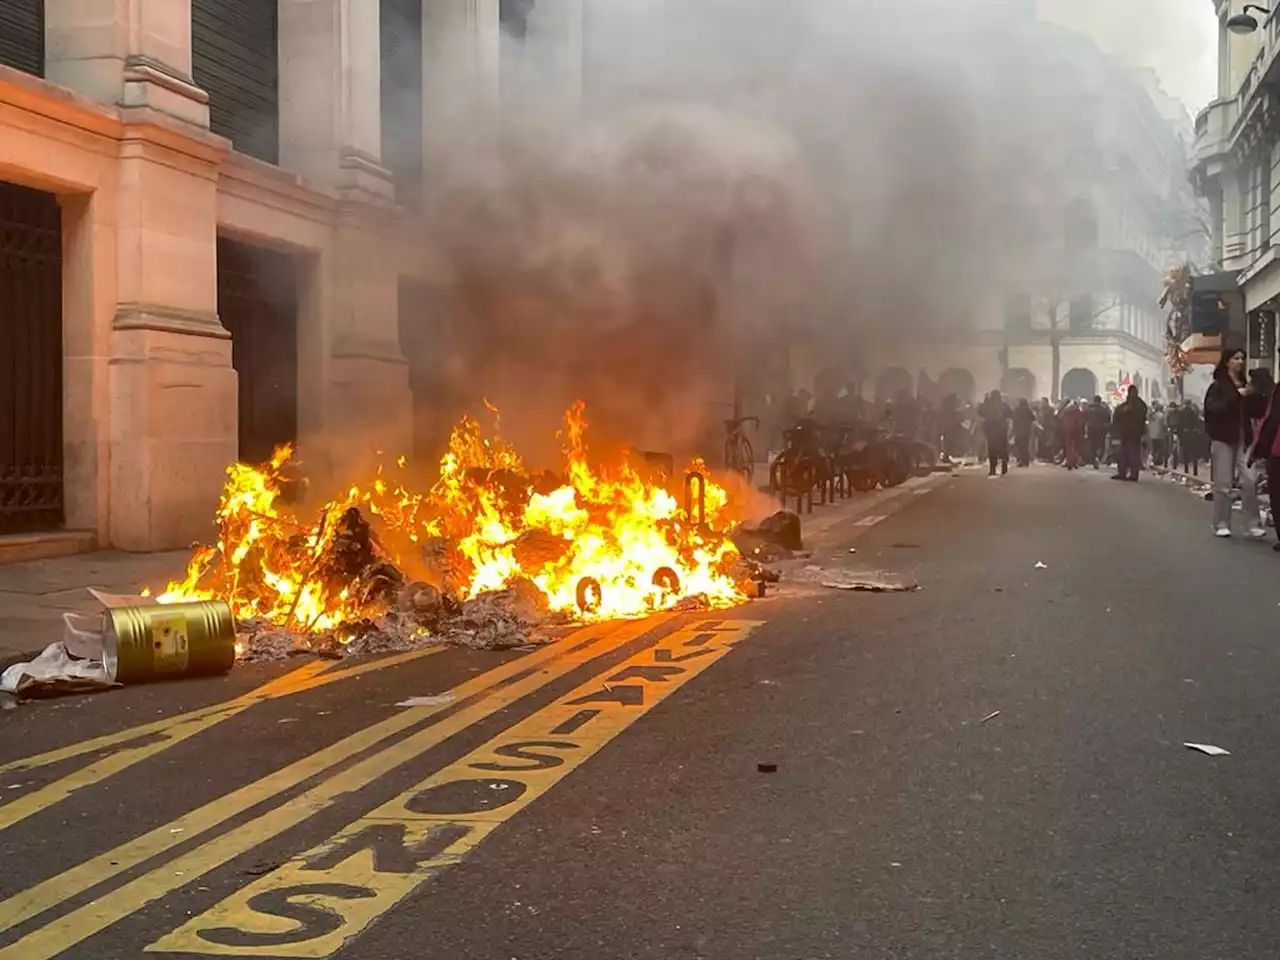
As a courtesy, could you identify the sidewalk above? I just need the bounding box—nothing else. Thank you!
[0,551,188,666]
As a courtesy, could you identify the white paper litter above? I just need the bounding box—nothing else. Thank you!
[395,694,457,708]
[0,607,118,697]
[1183,742,1230,756]
[1034,562,1048,570]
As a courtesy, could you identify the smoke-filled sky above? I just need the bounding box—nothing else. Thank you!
[407,0,1206,459]
[1039,0,1219,112]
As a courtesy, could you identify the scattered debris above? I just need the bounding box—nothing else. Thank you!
[757,762,778,773]
[754,511,803,552]
[0,611,119,698]
[789,564,919,593]
[396,694,457,708]
[1183,742,1230,757]
[1034,562,1048,570]
[822,574,919,593]
[848,547,858,555]
[980,710,1001,724]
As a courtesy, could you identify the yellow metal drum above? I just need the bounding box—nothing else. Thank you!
[107,600,236,683]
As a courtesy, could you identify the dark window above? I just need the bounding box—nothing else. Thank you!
[192,0,279,163]
[381,0,424,210]
[1069,293,1095,332]
[1004,292,1032,330]
[1064,197,1099,258]
[216,238,298,465]
[0,0,44,77]
[500,0,536,39]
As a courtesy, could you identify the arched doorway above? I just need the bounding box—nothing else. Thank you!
[1001,368,1037,401]
[937,367,976,405]
[1061,367,1098,400]
[875,366,913,404]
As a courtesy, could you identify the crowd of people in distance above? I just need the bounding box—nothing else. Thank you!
[767,357,1280,547]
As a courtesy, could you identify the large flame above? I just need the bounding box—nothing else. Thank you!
[152,403,747,631]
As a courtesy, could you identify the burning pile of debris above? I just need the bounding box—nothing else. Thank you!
[150,403,756,659]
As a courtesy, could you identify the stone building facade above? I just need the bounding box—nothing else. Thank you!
[0,0,581,553]
[799,19,1203,409]
[1191,1,1280,375]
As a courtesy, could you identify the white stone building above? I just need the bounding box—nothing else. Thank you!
[0,0,580,554]
[835,22,1203,409]
[1190,1,1280,374]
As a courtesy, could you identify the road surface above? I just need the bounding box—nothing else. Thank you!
[2,465,1278,959]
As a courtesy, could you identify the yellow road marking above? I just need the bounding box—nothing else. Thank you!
[0,648,444,832]
[150,619,762,957]
[0,619,663,960]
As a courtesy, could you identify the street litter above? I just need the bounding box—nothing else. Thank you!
[1183,742,1230,756]
[757,762,778,773]
[1034,562,1047,570]
[819,570,919,593]
[0,594,235,700]
[980,710,1001,724]
[396,694,457,708]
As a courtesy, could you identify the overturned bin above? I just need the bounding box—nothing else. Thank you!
[107,600,237,683]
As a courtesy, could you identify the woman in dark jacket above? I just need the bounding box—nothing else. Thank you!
[1205,348,1265,537]
[1251,382,1280,551]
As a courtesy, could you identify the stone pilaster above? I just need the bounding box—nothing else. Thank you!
[423,0,500,167]
[279,0,394,201]
[525,0,584,116]
[44,0,209,126]
[107,123,236,551]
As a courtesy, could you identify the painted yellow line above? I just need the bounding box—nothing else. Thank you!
[149,619,763,957]
[0,620,656,959]
[0,649,444,833]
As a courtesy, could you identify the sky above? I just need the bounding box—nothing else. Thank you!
[1039,0,1220,112]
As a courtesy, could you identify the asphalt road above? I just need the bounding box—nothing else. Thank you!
[3,465,1279,959]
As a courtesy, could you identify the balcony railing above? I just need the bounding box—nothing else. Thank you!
[1193,98,1236,165]
[1237,8,1280,118]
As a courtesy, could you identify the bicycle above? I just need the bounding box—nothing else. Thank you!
[723,416,759,482]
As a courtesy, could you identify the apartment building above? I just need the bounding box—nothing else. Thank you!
[843,20,1203,406]
[1190,1,1280,374]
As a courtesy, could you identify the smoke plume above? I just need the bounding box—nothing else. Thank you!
[411,0,1109,460]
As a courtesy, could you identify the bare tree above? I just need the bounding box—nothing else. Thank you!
[1041,292,1122,401]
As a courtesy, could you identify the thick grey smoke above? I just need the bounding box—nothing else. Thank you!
[412,0,1098,460]
[1038,0,1217,111]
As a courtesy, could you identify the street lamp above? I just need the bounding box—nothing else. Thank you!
[1228,4,1272,34]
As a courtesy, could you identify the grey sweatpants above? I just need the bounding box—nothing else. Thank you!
[1211,439,1260,531]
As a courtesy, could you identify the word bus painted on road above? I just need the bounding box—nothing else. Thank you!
[149,619,762,958]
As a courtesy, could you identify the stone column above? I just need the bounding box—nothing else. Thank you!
[107,128,237,551]
[44,0,209,126]
[527,0,584,116]
[422,0,500,167]
[279,0,393,200]
[278,0,409,474]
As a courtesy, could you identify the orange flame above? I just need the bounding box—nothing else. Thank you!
[154,403,748,631]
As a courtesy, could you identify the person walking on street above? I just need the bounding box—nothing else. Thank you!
[979,390,1012,477]
[1012,398,1036,467]
[1148,402,1169,469]
[1111,386,1148,482]
[1061,400,1086,470]
[1204,348,1266,538]
[1085,395,1110,468]
[1250,380,1280,552]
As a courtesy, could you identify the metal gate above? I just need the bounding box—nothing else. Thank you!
[216,237,298,466]
[0,181,63,533]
